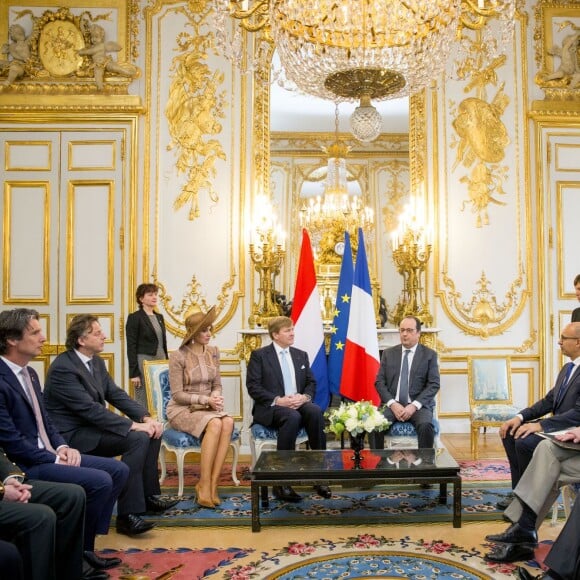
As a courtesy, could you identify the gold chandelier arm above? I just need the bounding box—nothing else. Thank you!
[230,0,270,32]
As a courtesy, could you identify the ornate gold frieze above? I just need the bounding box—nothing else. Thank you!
[0,6,140,96]
[165,2,226,220]
[441,270,528,338]
[534,0,580,101]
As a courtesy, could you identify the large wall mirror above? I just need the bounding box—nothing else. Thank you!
[254,49,423,327]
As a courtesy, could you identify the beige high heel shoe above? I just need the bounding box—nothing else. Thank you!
[195,484,215,509]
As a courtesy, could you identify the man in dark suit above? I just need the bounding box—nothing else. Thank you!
[572,274,580,322]
[495,321,580,510]
[372,316,440,449]
[0,308,128,574]
[0,446,101,580]
[246,316,330,502]
[44,314,178,537]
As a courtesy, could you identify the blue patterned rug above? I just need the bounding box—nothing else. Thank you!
[135,482,530,527]
[217,533,519,578]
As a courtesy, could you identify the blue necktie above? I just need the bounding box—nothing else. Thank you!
[556,362,575,405]
[280,350,295,396]
[399,349,410,404]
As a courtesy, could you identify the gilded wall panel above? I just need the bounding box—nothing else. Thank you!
[68,140,116,171]
[3,182,49,302]
[434,14,532,344]
[144,1,245,348]
[67,181,113,303]
[5,141,51,170]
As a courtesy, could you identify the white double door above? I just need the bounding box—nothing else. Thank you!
[0,124,130,384]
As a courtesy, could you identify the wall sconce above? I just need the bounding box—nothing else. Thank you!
[391,196,433,327]
[248,194,286,328]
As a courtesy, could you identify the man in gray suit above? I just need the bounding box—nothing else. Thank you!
[371,316,440,449]
[485,427,580,571]
[44,314,177,538]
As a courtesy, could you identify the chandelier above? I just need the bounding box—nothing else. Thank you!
[300,106,373,256]
[213,0,516,142]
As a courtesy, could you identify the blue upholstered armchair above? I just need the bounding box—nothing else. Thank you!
[143,359,240,496]
[468,356,519,459]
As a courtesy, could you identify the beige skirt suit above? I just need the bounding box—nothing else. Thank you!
[167,344,228,438]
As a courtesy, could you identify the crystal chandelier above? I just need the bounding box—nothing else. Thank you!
[213,0,516,142]
[300,106,373,253]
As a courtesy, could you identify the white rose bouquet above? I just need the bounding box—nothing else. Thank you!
[325,400,391,438]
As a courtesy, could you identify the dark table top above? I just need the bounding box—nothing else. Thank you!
[251,448,460,481]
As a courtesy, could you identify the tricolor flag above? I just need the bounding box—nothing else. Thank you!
[339,228,380,404]
[328,231,353,396]
[291,229,330,410]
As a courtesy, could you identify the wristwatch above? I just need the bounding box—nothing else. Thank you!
[0,481,5,501]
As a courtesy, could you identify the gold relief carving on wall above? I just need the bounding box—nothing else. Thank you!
[534,0,580,100]
[451,75,510,228]
[442,270,527,338]
[514,330,538,353]
[0,5,139,95]
[153,274,235,339]
[165,2,226,220]
[378,159,410,233]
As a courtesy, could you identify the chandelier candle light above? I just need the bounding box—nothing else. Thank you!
[248,194,286,329]
[391,196,433,327]
[214,0,516,142]
[300,106,373,251]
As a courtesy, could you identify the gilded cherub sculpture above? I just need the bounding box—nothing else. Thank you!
[78,24,138,91]
[0,24,31,85]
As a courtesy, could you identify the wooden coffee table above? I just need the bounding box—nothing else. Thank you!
[250,447,461,532]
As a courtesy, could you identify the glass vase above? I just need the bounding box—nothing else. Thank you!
[349,432,366,469]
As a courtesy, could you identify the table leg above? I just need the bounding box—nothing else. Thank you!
[251,483,261,532]
[453,479,462,528]
[438,482,447,504]
[260,485,269,508]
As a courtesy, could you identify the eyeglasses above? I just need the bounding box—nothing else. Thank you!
[560,335,577,341]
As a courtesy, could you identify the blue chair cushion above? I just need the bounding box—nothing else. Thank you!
[472,404,519,422]
[251,423,307,440]
[163,426,240,449]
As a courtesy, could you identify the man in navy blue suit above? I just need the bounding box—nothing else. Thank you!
[0,308,129,574]
[246,316,330,502]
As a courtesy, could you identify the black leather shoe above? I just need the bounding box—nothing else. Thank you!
[485,522,538,545]
[516,566,553,580]
[116,514,155,536]
[484,543,536,564]
[84,551,121,570]
[497,491,515,510]
[313,485,332,498]
[273,485,302,503]
[81,561,110,579]
[145,495,179,513]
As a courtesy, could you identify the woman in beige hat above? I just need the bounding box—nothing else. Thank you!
[167,306,234,507]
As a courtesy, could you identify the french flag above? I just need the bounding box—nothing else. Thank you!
[291,229,330,410]
[339,228,380,404]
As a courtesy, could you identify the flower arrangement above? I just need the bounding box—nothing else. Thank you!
[325,400,391,438]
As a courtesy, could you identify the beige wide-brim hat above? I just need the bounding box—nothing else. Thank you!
[181,306,217,347]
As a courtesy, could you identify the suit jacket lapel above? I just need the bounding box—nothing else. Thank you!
[67,351,104,403]
[0,359,32,408]
[267,344,284,388]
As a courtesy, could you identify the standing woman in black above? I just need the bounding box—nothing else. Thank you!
[126,283,168,409]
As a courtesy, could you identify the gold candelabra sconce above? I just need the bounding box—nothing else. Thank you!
[248,195,286,329]
[391,196,433,327]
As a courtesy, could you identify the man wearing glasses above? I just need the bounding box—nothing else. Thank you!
[371,316,440,449]
[495,322,580,511]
